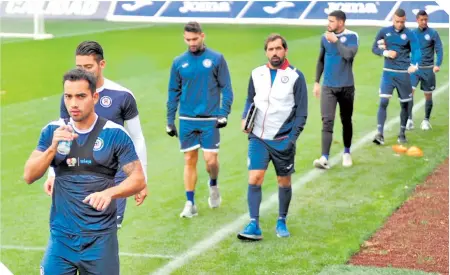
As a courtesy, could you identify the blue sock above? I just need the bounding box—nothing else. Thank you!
[186,191,195,205]
[209,179,217,187]
[278,186,292,219]
[344,147,350,154]
[377,98,389,135]
[322,154,329,160]
[248,184,262,225]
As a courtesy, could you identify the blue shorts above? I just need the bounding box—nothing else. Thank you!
[379,70,413,102]
[248,134,296,177]
[410,67,436,93]
[179,119,220,152]
[41,229,119,275]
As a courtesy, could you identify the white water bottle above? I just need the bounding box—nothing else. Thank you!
[57,123,73,156]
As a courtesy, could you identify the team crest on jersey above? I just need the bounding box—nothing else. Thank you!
[281,76,289,83]
[340,36,347,43]
[425,34,431,41]
[93,137,104,151]
[401,33,407,40]
[100,96,112,108]
[66,157,77,167]
[202,59,212,68]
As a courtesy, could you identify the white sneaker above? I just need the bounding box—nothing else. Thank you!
[406,119,414,130]
[313,156,330,169]
[208,185,221,208]
[342,153,353,167]
[180,201,198,218]
[420,120,432,131]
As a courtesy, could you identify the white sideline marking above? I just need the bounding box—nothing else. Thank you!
[0,262,14,275]
[0,245,175,259]
[153,83,449,275]
[1,24,155,45]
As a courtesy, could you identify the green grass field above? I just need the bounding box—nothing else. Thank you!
[0,21,448,275]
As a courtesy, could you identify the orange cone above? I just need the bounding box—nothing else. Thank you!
[406,146,424,157]
[392,144,408,154]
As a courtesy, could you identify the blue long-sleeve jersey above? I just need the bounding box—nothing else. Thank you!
[317,29,359,88]
[166,47,234,125]
[413,27,443,67]
[372,26,421,71]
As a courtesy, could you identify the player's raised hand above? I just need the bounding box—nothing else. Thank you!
[51,125,78,148]
[241,119,250,134]
[325,31,338,43]
[44,176,55,196]
[135,185,147,206]
[387,50,397,59]
[313,82,321,98]
[83,191,112,211]
[377,39,386,50]
[166,124,178,137]
[408,65,418,74]
[433,66,440,73]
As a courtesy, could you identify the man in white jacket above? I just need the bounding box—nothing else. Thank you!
[238,34,308,241]
[44,41,148,228]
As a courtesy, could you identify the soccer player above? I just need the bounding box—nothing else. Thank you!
[372,8,421,145]
[166,21,234,218]
[237,34,308,240]
[313,10,359,169]
[406,10,443,131]
[24,69,146,275]
[44,41,148,228]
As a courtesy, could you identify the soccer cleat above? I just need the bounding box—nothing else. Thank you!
[313,156,330,169]
[373,133,385,145]
[420,120,432,131]
[275,219,290,238]
[237,220,263,241]
[406,119,415,130]
[179,201,198,218]
[342,153,353,167]
[397,134,408,144]
[208,184,221,209]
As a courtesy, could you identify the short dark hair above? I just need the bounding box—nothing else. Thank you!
[264,34,288,51]
[395,8,406,17]
[416,10,428,19]
[184,21,202,33]
[63,68,97,94]
[75,41,104,63]
[329,10,346,22]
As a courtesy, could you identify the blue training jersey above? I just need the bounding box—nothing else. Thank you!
[37,117,138,235]
[321,29,359,87]
[166,47,234,125]
[372,26,421,71]
[60,78,138,183]
[413,27,443,67]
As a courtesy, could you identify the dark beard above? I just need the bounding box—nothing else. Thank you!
[270,57,284,67]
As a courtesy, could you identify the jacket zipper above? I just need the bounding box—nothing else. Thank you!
[260,72,274,139]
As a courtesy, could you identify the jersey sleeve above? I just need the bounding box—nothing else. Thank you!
[216,55,234,117]
[372,28,385,56]
[122,92,139,121]
[114,129,139,169]
[315,38,325,83]
[408,30,422,66]
[36,124,54,152]
[433,30,444,67]
[167,59,182,125]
